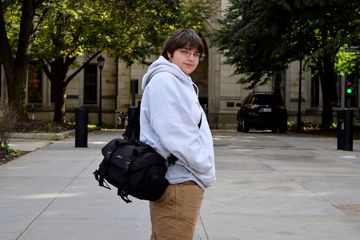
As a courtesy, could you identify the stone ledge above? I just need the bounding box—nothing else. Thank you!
[10,130,75,140]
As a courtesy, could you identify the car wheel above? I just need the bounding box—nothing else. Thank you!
[242,120,249,133]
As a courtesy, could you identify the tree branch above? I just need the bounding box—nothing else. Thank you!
[65,50,102,86]
[42,60,53,82]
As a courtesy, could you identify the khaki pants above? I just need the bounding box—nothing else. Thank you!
[149,181,204,240]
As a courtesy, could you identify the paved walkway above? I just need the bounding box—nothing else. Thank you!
[1,130,360,240]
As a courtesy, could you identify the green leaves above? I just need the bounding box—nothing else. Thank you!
[2,0,213,66]
[27,0,212,65]
[212,0,359,127]
[213,0,360,87]
[336,45,360,76]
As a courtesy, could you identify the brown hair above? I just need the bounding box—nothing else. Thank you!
[161,29,204,60]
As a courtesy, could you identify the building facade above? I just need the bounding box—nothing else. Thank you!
[1,0,359,128]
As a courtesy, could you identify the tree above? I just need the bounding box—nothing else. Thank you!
[213,0,360,128]
[0,0,45,119]
[1,0,213,123]
[30,0,212,123]
[31,0,117,123]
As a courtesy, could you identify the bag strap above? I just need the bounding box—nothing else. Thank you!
[198,114,202,128]
[93,170,111,189]
[167,154,178,165]
[118,189,132,203]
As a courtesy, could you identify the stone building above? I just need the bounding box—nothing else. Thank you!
[1,0,359,129]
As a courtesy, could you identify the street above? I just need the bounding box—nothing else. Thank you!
[2,130,360,240]
[201,130,360,239]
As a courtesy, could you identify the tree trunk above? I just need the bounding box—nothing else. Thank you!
[1,52,28,120]
[52,79,66,123]
[47,58,70,123]
[43,57,73,123]
[318,55,337,128]
[0,1,36,121]
[7,64,28,120]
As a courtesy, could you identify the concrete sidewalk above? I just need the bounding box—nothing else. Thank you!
[1,130,360,240]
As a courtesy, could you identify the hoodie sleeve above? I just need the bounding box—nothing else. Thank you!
[145,73,214,175]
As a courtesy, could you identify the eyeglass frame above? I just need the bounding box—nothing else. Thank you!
[177,48,204,60]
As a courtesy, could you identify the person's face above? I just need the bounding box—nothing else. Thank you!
[168,48,201,75]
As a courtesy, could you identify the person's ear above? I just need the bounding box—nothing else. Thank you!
[167,52,172,59]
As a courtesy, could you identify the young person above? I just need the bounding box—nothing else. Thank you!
[140,29,216,239]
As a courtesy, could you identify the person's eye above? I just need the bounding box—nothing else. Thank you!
[180,49,190,55]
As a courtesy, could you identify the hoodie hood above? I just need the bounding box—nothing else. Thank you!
[142,56,192,90]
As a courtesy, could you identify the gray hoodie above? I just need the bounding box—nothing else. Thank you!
[140,56,216,189]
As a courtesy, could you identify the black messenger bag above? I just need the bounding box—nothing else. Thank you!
[93,138,168,203]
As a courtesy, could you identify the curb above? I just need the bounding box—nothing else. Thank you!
[9,130,75,140]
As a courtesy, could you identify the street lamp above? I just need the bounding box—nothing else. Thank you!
[97,55,105,127]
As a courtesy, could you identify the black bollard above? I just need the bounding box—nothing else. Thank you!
[343,109,353,151]
[337,109,353,151]
[75,107,88,148]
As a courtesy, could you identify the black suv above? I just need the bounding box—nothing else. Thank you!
[236,93,287,133]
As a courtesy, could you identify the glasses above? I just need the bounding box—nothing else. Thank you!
[178,49,203,60]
